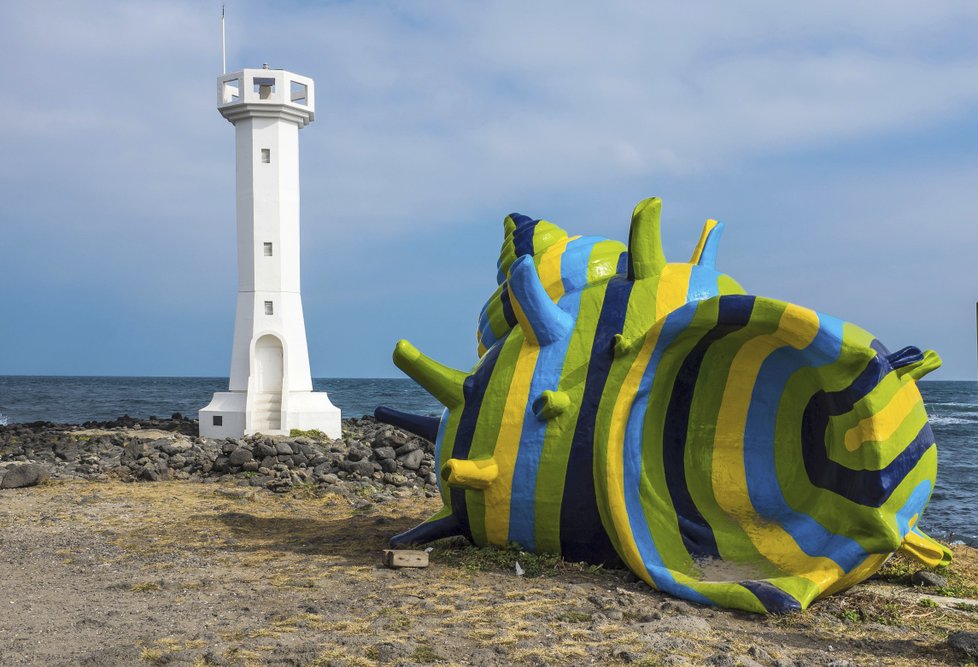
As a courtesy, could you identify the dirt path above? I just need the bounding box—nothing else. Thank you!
[0,481,974,666]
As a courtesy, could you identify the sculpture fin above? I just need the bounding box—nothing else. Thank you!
[690,219,724,268]
[627,197,666,280]
[533,390,570,420]
[393,340,467,408]
[374,406,440,442]
[507,256,573,346]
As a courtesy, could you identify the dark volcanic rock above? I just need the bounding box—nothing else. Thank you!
[228,448,254,467]
[0,415,441,495]
[949,631,978,658]
[1,463,51,489]
[910,569,948,588]
[398,449,424,471]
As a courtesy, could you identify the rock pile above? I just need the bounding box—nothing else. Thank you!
[0,415,440,496]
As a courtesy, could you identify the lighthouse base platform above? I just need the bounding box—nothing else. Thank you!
[198,391,342,439]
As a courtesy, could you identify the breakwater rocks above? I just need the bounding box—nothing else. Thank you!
[0,415,440,496]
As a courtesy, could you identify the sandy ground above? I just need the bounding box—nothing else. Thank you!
[0,480,975,667]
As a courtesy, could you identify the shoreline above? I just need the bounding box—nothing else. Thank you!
[0,415,439,497]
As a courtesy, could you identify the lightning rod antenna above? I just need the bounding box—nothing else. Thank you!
[221,5,227,74]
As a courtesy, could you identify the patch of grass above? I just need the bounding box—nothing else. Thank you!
[139,647,165,664]
[955,602,978,613]
[436,539,569,578]
[290,428,329,440]
[411,643,442,663]
[131,581,161,592]
[875,552,917,586]
[918,598,939,608]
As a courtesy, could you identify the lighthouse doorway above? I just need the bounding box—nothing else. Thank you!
[253,335,283,432]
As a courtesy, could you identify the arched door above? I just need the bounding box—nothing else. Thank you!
[255,335,283,392]
[252,335,283,432]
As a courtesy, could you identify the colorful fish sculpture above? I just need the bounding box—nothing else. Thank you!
[375,197,950,613]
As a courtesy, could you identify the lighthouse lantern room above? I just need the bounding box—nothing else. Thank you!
[199,66,341,438]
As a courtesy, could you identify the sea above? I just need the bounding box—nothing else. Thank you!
[0,376,974,546]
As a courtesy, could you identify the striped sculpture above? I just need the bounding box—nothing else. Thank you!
[375,197,950,613]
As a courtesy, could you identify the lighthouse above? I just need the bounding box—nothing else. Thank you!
[199,66,341,439]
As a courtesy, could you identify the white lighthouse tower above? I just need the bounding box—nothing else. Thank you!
[199,66,341,439]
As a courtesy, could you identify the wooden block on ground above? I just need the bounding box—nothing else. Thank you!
[384,549,429,569]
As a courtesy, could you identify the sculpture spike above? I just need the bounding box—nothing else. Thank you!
[374,406,441,442]
[507,256,573,346]
[393,340,467,408]
[690,219,724,268]
[893,348,942,381]
[533,390,570,420]
[390,514,462,548]
[442,457,499,490]
[627,197,666,280]
[612,333,636,357]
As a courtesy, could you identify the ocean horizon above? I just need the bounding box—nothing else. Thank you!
[0,375,975,547]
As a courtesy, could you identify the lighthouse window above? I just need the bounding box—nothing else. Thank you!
[222,78,240,104]
[253,76,276,99]
[261,148,271,163]
[212,416,223,426]
[263,242,273,256]
[264,301,274,315]
[291,81,308,106]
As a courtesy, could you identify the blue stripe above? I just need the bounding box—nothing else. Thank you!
[512,219,538,259]
[508,289,583,549]
[559,277,632,565]
[742,311,870,572]
[895,480,933,540]
[622,300,713,604]
[499,285,517,329]
[661,296,755,558]
[685,266,722,304]
[558,236,601,293]
[739,580,801,614]
[448,339,505,541]
[802,410,935,507]
[616,251,629,275]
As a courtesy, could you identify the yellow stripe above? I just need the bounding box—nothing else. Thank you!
[605,321,709,588]
[537,235,579,302]
[711,304,844,592]
[483,340,539,546]
[654,264,693,321]
[843,380,922,452]
[605,328,661,582]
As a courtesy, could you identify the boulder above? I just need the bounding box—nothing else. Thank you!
[372,446,396,461]
[398,449,424,471]
[910,569,948,588]
[228,448,254,467]
[0,463,50,489]
[949,631,978,658]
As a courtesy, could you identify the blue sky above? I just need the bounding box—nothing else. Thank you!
[1,1,977,379]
